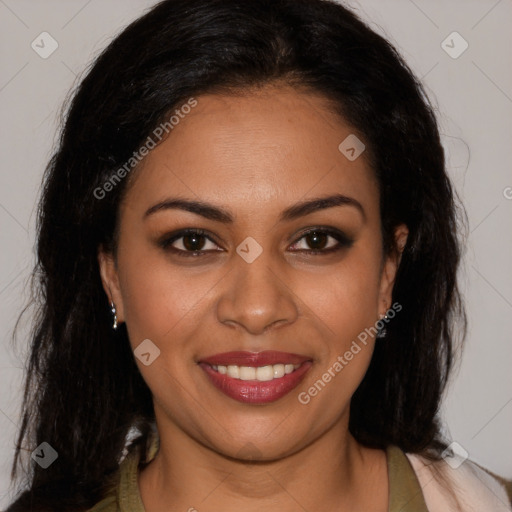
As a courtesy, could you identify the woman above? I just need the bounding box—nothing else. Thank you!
[6,0,511,511]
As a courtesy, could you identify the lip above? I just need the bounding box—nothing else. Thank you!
[199,362,312,404]
[198,350,312,366]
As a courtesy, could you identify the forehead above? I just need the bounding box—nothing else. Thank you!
[123,85,378,219]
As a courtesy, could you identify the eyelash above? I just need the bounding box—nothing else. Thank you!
[158,227,354,258]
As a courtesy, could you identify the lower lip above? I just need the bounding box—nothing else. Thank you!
[199,362,313,404]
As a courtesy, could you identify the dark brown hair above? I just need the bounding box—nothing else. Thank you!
[8,0,465,509]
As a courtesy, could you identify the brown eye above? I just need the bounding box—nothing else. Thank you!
[289,228,354,254]
[181,233,207,251]
[158,229,221,256]
[304,231,329,250]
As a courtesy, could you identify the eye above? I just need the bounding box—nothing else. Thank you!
[158,227,353,258]
[158,229,222,256]
[288,228,354,254]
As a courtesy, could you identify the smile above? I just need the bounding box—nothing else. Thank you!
[210,363,301,381]
[197,351,313,404]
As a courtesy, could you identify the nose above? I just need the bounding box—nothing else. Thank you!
[216,252,299,335]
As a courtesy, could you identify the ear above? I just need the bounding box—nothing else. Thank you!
[98,246,125,324]
[378,224,408,316]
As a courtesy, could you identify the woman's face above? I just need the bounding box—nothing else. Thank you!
[99,84,407,460]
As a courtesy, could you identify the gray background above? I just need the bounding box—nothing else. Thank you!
[1,0,511,507]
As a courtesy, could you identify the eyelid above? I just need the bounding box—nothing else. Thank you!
[157,226,354,260]
[290,226,350,241]
[288,226,354,252]
[157,228,223,254]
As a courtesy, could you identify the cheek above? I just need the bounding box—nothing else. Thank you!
[303,250,383,340]
[294,254,382,418]
[118,234,383,347]
[116,244,212,348]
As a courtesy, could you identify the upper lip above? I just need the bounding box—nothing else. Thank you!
[198,350,312,367]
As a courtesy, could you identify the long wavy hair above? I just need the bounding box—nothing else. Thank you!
[7,0,466,509]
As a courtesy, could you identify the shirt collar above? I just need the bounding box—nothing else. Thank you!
[387,445,429,511]
[118,435,428,512]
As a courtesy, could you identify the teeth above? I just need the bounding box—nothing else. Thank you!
[212,363,301,381]
[227,365,240,378]
[273,364,285,378]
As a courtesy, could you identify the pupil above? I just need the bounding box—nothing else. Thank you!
[307,231,327,249]
[183,234,205,251]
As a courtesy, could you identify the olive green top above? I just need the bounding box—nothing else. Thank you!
[87,434,428,512]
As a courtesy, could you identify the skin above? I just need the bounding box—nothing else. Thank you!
[99,83,408,512]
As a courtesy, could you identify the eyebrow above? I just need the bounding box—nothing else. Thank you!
[144,193,366,223]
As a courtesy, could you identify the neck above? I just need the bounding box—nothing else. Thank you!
[138,411,388,512]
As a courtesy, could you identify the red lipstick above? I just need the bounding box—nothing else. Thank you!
[198,351,312,404]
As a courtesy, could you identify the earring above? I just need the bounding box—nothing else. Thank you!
[110,301,118,330]
[377,313,388,339]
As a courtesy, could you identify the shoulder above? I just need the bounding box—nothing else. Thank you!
[405,451,512,512]
[87,495,119,512]
[83,462,123,512]
[86,435,153,512]
[85,495,118,512]
[5,490,118,512]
